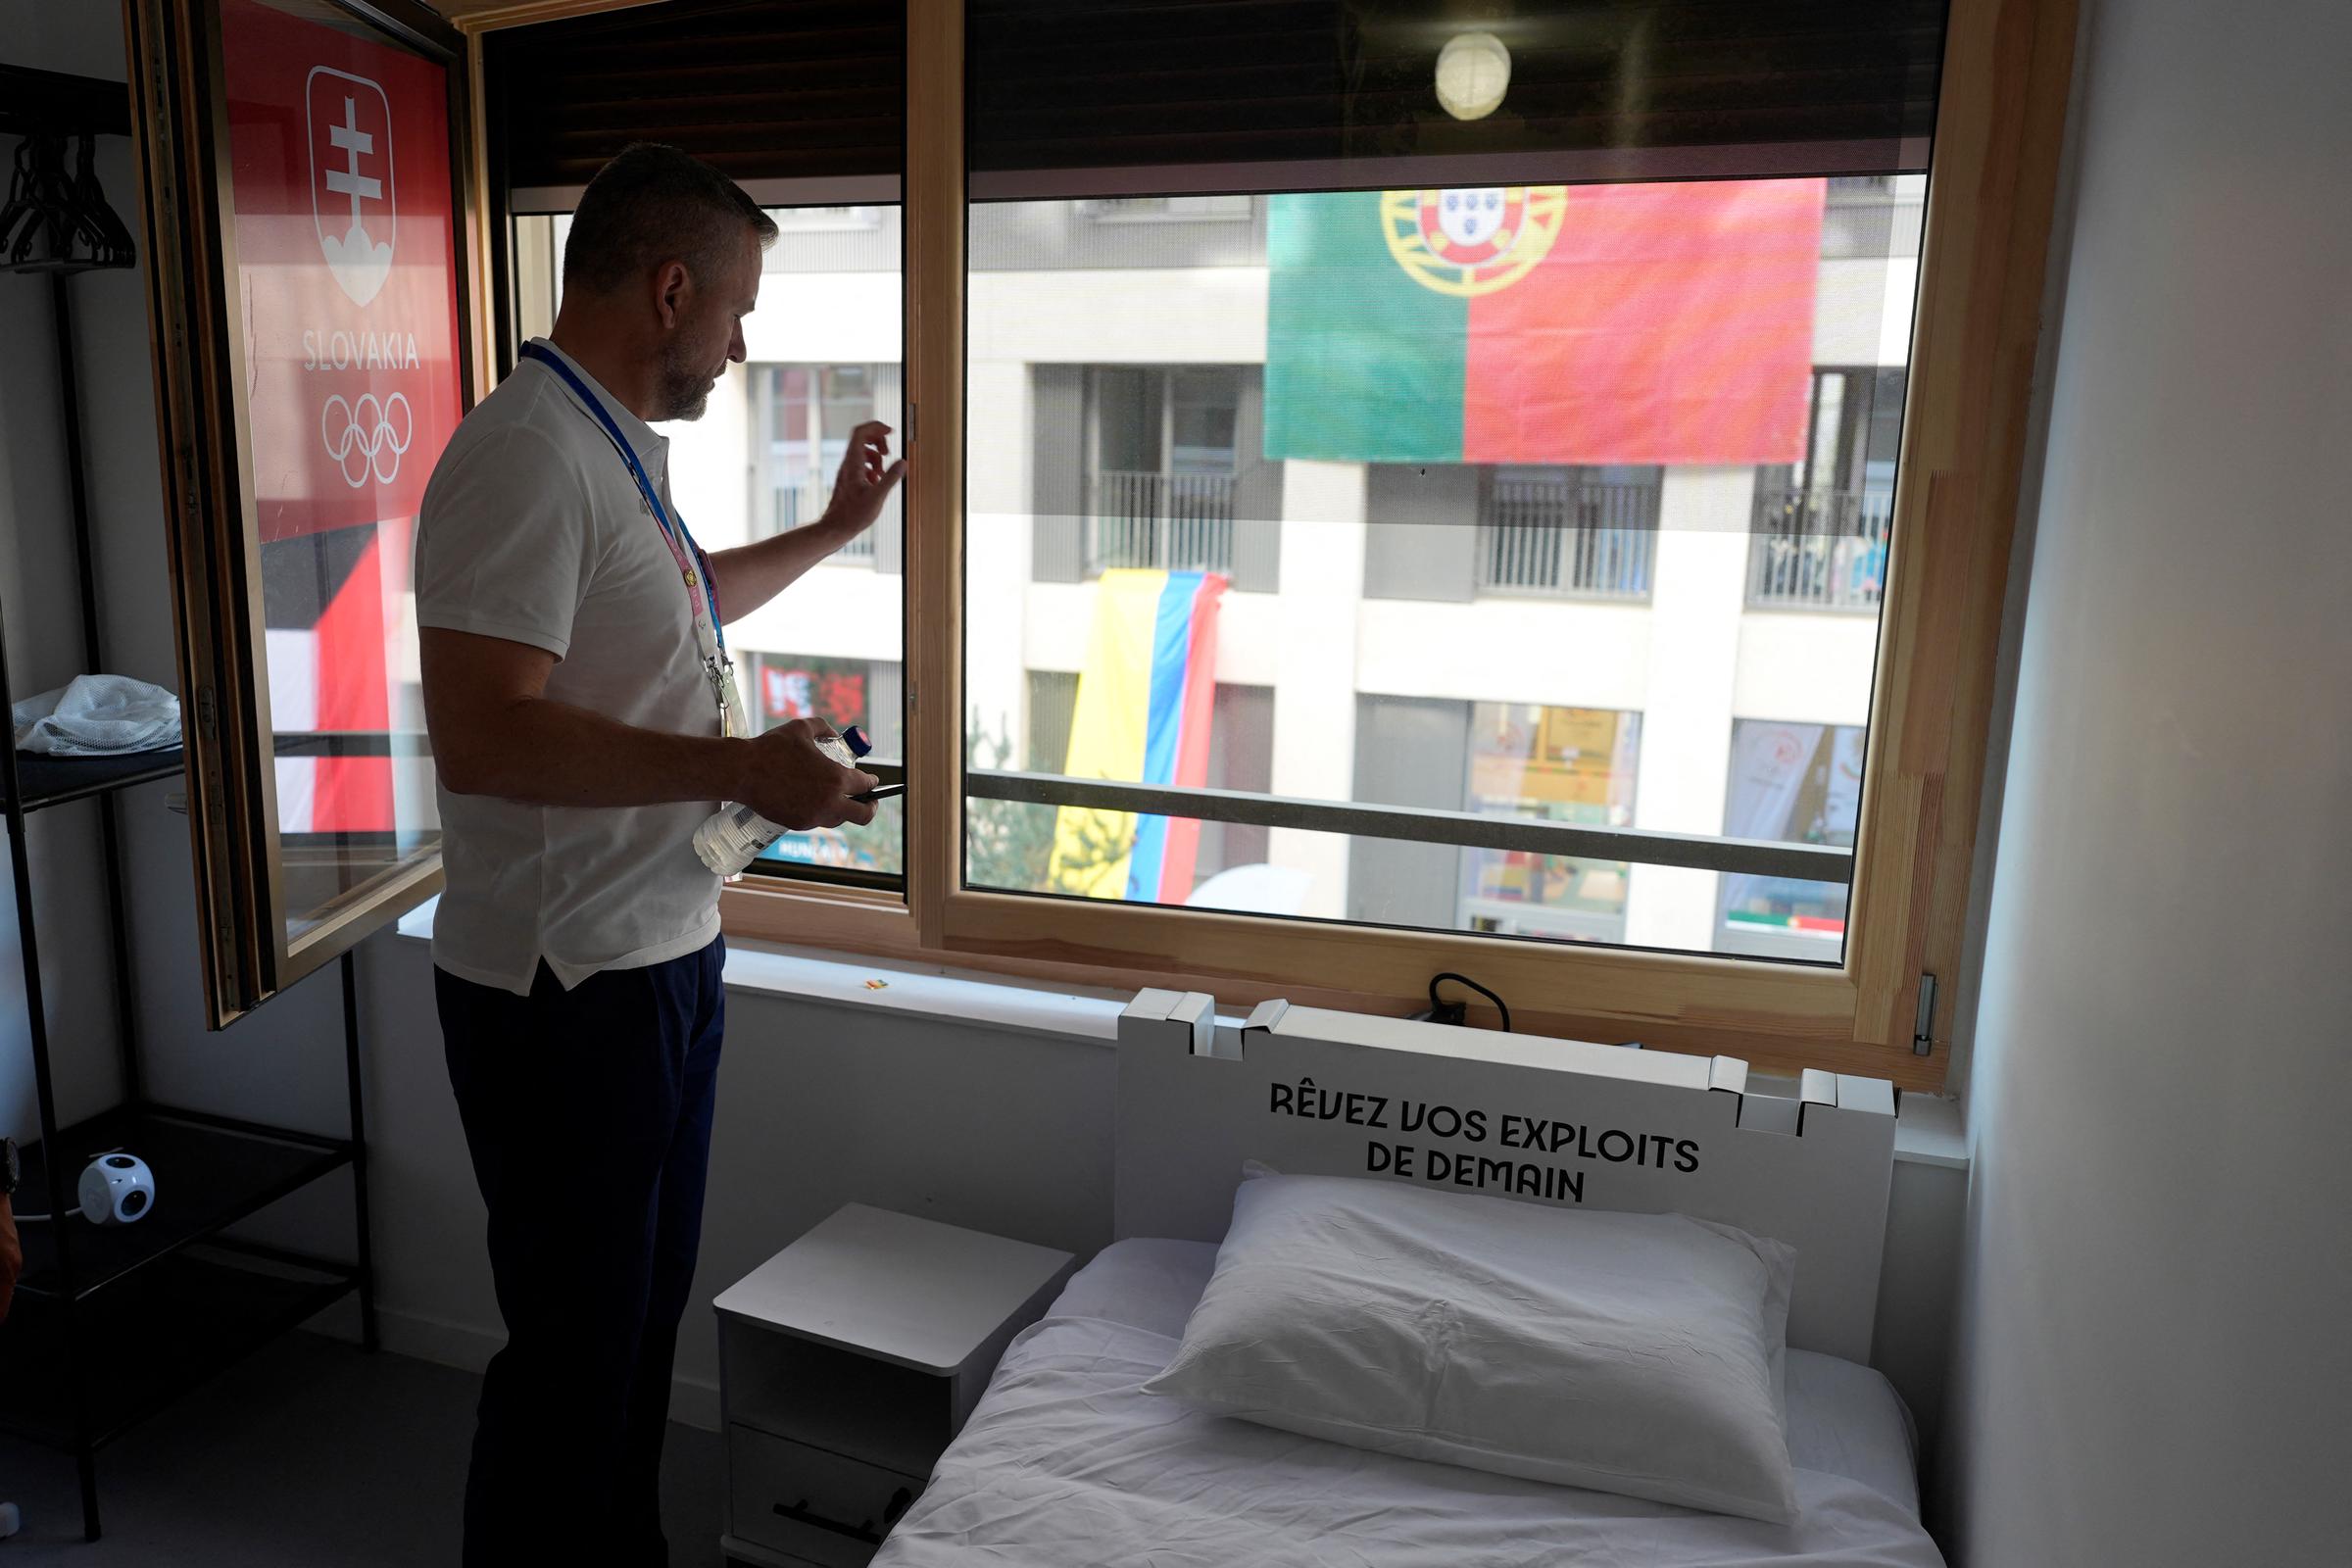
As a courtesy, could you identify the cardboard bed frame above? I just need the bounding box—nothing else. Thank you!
[1113,991,1899,1363]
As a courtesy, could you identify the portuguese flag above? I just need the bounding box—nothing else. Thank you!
[1264,180,1827,466]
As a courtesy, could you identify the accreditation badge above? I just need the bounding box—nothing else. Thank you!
[713,656,749,740]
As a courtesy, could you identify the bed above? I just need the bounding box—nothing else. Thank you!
[871,1238,1943,1568]
[874,994,1938,1566]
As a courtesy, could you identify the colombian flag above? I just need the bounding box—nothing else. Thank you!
[1051,569,1226,903]
[1264,180,1826,466]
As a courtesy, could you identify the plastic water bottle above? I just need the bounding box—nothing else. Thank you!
[692,724,870,877]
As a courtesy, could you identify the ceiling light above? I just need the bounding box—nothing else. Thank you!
[1435,31,1511,122]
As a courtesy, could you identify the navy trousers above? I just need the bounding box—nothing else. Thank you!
[437,938,725,1567]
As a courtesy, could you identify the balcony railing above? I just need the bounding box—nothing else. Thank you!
[1477,479,1658,600]
[771,479,874,561]
[965,770,1851,884]
[1084,469,1236,575]
[1746,487,1893,611]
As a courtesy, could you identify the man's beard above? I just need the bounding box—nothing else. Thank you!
[656,342,715,421]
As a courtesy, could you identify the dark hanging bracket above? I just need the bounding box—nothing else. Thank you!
[0,64,138,274]
[2,132,137,272]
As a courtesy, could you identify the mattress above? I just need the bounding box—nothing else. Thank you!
[873,1238,1945,1568]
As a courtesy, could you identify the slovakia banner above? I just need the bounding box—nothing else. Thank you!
[222,0,462,538]
[220,0,463,831]
[1264,180,1825,466]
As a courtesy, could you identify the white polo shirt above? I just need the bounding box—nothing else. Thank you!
[416,338,722,995]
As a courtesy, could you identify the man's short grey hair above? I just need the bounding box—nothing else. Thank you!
[562,143,777,296]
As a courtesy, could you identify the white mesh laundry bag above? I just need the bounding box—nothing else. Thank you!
[11,674,182,756]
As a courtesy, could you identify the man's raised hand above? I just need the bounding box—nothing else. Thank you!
[822,419,906,547]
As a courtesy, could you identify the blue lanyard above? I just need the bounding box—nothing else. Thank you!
[519,342,726,654]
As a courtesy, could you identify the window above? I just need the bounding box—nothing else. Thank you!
[267,0,2093,1087]
[751,365,901,563]
[769,205,886,232]
[1748,369,1906,611]
[1717,721,1865,960]
[744,653,906,880]
[1082,367,1244,576]
[132,0,2072,1074]
[1475,466,1661,601]
[1460,705,1642,946]
[1821,174,1927,261]
[137,0,471,1017]
[1348,700,1641,945]
[1081,194,1254,222]
[878,0,2076,1087]
[967,169,1901,970]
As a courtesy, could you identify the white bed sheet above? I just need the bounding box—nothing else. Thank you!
[874,1239,1943,1568]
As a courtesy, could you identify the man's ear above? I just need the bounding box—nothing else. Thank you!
[654,259,691,327]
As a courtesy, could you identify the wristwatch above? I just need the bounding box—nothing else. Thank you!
[2,1136,17,1199]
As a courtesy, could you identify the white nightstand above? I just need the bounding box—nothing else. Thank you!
[714,1204,1078,1567]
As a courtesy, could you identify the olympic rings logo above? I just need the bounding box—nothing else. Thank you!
[320,391,413,488]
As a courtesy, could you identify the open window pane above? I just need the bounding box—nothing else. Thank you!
[963,3,1936,965]
[218,0,466,978]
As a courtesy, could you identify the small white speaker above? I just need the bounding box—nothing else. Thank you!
[78,1152,155,1226]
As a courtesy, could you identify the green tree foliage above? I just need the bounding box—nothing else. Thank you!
[963,717,1127,895]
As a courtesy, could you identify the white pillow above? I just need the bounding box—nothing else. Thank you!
[1141,1168,1800,1522]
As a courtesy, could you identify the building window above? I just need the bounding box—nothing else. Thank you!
[1460,705,1641,945]
[1716,721,1865,959]
[1821,173,1927,260]
[744,652,905,878]
[1081,366,1244,576]
[1475,466,1661,601]
[768,205,886,232]
[1747,368,1907,611]
[1080,194,1254,222]
[752,364,896,562]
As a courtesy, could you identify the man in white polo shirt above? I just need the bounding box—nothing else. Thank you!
[415,143,901,1566]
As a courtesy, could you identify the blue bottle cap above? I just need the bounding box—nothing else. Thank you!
[841,724,872,759]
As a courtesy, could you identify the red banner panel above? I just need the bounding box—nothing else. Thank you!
[221,0,463,541]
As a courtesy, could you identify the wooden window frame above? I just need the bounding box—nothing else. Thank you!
[446,0,2077,1091]
[128,0,477,1024]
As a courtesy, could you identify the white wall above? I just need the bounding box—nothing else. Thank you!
[339,926,1968,1446]
[1942,0,2352,1561]
[343,933,1117,1418]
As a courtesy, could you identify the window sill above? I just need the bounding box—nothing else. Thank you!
[392,895,1131,1043]
[1889,1093,1967,1170]
[388,897,1966,1168]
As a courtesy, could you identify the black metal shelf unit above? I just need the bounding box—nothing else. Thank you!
[0,63,378,1543]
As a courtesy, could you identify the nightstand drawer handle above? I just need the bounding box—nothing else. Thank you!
[773,1487,913,1546]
